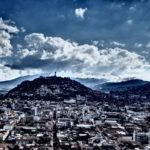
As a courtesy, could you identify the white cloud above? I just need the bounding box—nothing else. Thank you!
[129,5,136,11]
[0,18,19,33]
[17,48,36,58]
[92,40,99,46]
[0,16,148,81]
[0,18,32,81]
[110,41,126,47]
[127,19,133,25]
[0,30,12,57]
[75,8,87,19]
[15,33,149,81]
[134,42,143,48]
[146,42,150,48]
[0,18,19,57]
[20,27,26,32]
[92,40,105,47]
[0,64,41,81]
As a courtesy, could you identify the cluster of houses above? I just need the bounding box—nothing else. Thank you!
[0,97,149,149]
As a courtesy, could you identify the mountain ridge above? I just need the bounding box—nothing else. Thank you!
[94,79,149,92]
[1,75,150,95]
[6,76,106,101]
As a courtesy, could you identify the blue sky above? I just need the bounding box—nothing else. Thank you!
[0,0,150,81]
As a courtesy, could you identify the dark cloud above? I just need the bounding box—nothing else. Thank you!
[3,33,147,81]
[1,0,150,80]
[5,56,50,69]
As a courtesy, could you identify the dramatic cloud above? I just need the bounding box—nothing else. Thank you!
[0,64,41,82]
[7,33,148,81]
[0,18,19,33]
[0,18,19,57]
[1,0,150,81]
[0,18,42,81]
[75,8,87,19]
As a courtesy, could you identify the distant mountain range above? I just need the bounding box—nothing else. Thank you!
[1,75,150,103]
[94,79,149,92]
[0,75,40,94]
[0,75,105,93]
[6,76,105,101]
[0,75,149,94]
[112,81,150,99]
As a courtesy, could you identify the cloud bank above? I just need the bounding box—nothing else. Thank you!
[0,18,41,81]
[0,18,19,57]
[0,16,150,82]
[4,32,149,81]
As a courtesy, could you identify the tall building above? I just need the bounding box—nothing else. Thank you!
[31,107,38,116]
[133,131,148,145]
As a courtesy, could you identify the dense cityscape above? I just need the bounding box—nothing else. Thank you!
[0,75,149,150]
[1,0,150,149]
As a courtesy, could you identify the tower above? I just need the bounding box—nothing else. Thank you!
[54,72,56,77]
[133,130,137,142]
[31,107,38,116]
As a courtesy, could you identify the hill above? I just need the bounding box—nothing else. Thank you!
[0,76,107,93]
[94,79,149,92]
[6,76,106,101]
[112,82,150,99]
[0,75,40,93]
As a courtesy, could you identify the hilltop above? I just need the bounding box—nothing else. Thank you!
[6,76,106,101]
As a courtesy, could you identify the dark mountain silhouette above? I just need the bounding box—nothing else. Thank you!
[4,76,150,104]
[0,75,106,93]
[112,82,150,99]
[94,79,149,92]
[0,75,40,93]
[6,76,106,101]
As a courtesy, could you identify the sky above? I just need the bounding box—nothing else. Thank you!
[0,0,150,81]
